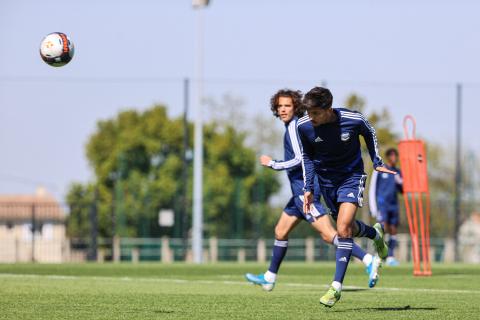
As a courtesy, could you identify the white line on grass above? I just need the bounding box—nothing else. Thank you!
[0,273,479,295]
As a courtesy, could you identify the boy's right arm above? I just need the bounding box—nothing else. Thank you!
[298,125,315,213]
[297,125,315,194]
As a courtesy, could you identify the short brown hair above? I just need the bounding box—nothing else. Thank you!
[303,87,333,110]
[270,89,304,118]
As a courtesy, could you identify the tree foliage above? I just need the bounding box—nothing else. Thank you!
[66,105,280,239]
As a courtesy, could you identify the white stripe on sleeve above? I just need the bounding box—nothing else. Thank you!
[369,170,379,218]
[271,120,302,170]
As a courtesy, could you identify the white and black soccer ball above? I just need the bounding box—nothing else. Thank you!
[39,32,74,67]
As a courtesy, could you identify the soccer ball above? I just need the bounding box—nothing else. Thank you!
[39,32,74,67]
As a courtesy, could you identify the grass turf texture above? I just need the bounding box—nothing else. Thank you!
[0,263,479,319]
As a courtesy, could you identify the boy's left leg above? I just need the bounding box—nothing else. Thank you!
[245,211,300,291]
[309,213,381,288]
[309,193,379,267]
[320,202,357,307]
[336,174,388,259]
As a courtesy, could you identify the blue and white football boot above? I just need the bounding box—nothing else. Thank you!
[366,255,382,288]
[245,273,275,292]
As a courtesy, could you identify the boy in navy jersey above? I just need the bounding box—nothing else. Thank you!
[298,87,395,307]
[369,148,403,266]
[245,89,381,292]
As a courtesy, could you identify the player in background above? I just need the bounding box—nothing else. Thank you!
[298,87,395,307]
[245,89,381,292]
[369,148,403,266]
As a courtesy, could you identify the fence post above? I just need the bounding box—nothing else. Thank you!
[257,239,266,263]
[209,237,218,263]
[444,238,455,263]
[397,234,409,262]
[15,236,19,263]
[429,247,436,264]
[161,236,173,263]
[203,249,209,262]
[97,248,105,263]
[63,238,71,263]
[113,236,121,263]
[31,203,35,263]
[237,248,246,263]
[88,188,98,261]
[305,237,314,263]
[185,249,193,263]
[131,248,140,263]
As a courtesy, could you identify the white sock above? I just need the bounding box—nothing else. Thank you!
[264,270,276,283]
[332,281,342,291]
[362,253,373,266]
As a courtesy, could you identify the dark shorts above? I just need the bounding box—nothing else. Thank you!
[377,207,400,226]
[284,195,328,223]
[320,173,367,218]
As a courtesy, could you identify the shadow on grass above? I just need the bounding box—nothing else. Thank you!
[333,305,437,312]
[153,309,175,314]
[341,288,368,292]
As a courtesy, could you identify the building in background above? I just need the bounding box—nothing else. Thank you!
[0,188,66,263]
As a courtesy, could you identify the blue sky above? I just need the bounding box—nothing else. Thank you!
[1,0,479,200]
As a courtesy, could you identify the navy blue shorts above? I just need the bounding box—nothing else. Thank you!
[320,173,367,218]
[377,207,400,226]
[284,195,328,223]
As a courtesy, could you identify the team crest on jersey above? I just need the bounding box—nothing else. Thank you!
[341,132,350,141]
[382,173,389,179]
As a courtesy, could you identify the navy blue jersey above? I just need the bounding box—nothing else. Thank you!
[369,165,403,216]
[297,108,384,190]
[268,116,307,196]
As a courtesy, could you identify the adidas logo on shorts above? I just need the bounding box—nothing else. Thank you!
[347,192,355,198]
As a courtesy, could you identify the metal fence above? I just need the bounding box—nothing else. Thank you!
[3,235,476,264]
[1,194,479,264]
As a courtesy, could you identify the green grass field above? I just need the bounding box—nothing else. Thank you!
[0,263,479,319]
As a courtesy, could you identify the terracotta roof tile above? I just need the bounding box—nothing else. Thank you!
[0,192,65,222]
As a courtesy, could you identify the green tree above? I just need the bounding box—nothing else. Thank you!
[67,105,280,239]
